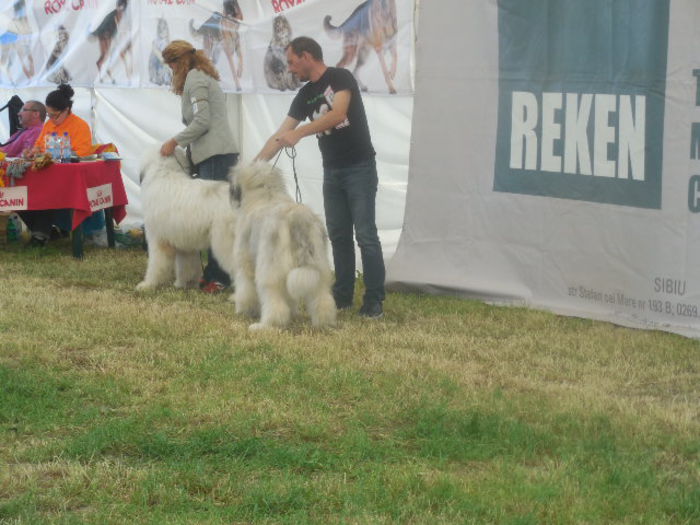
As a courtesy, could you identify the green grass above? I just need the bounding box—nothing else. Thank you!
[0,242,698,524]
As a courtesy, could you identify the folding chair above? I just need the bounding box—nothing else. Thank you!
[0,94,24,145]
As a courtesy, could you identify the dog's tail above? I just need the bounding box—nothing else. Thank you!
[189,19,200,39]
[323,15,342,39]
[287,266,321,302]
[285,207,331,301]
[86,24,97,41]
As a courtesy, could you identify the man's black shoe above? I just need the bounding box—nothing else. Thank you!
[359,301,383,319]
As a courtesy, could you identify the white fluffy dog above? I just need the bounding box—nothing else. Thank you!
[230,161,336,330]
[136,149,236,291]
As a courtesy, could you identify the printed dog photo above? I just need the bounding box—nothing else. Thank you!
[91,0,133,83]
[263,15,300,91]
[189,0,244,91]
[45,24,71,84]
[324,0,398,94]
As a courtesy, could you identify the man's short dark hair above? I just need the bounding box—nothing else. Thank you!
[287,36,323,61]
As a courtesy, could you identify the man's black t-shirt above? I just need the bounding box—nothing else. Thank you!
[288,67,375,169]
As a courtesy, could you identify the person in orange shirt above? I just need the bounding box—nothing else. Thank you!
[21,84,94,247]
[35,83,92,157]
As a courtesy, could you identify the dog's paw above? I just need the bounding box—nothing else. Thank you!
[248,322,279,332]
[135,281,155,291]
[234,302,259,317]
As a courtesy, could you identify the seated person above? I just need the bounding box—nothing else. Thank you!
[34,83,92,157]
[0,100,45,158]
[20,84,94,247]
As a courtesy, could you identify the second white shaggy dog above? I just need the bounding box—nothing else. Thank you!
[136,149,236,291]
[230,161,336,330]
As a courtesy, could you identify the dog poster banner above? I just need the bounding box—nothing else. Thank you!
[0,186,28,211]
[145,0,248,92]
[0,0,41,87]
[247,0,411,95]
[0,0,413,95]
[388,0,700,338]
[37,0,137,88]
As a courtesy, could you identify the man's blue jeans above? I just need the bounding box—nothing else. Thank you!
[323,158,385,305]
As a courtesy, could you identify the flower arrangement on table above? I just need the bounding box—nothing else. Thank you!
[28,152,54,170]
[0,152,6,187]
[0,142,119,188]
[0,149,58,187]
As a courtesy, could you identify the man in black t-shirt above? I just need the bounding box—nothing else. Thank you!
[256,36,385,319]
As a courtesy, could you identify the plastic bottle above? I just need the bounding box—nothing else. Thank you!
[47,132,61,160]
[54,132,62,160]
[7,213,19,242]
[61,132,72,163]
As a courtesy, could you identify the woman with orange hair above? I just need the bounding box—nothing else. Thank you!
[160,40,239,293]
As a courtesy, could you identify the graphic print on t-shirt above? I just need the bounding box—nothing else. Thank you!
[311,85,350,138]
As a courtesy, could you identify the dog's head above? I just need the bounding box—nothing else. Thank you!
[224,0,242,19]
[156,17,169,40]
[229,161,288,208]
[272,15,292,45]
[56,25,69,47]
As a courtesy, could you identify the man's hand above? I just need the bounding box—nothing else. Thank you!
[160,138,178,157]
[255,116,300,161]
[276,129,301,148]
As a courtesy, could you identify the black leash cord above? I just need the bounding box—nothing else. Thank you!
[287,146,302,204]
[272,147,283,168]
[272,145,302,203]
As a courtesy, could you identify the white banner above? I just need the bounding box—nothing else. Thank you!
[387,0,700,338]
[0,186,28,211]
[87,182,113,211]
[0,0,414,95]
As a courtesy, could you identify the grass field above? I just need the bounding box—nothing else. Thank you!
[1,242,698,524]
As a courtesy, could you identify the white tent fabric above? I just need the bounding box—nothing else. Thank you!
[387,0,700,338]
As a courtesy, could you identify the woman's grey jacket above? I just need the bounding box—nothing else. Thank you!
[174,68,237,166]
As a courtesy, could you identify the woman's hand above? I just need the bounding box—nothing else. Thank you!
[23,146,41,160]
[160,138,178,157]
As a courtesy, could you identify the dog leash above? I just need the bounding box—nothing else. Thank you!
[272,146,302,203]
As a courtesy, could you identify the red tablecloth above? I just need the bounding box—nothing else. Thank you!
[1,160,128,229]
